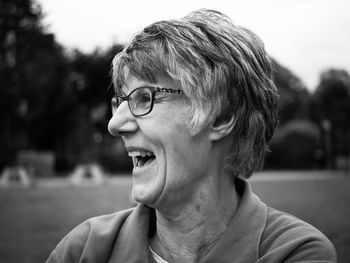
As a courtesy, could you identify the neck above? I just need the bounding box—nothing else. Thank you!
[150,174,239,263]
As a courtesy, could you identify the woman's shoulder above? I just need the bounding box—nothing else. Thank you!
[259,207,337,262]
[46,207,136,263]
[65,206,135,242]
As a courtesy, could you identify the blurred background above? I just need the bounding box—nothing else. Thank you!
[0,0,349,262]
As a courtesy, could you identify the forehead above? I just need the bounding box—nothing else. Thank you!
[122,71,151,92]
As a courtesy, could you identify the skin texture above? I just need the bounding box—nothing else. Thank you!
[108,72,240,262]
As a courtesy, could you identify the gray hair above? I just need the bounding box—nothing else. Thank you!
[112,9,279,177]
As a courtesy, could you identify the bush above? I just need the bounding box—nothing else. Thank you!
[265,120,321,169]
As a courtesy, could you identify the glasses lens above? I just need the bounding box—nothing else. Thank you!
[129,87,152,115]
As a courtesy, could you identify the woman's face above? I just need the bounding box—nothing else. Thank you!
[108,72,213,210]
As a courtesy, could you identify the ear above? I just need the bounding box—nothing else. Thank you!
[209,115,236,141]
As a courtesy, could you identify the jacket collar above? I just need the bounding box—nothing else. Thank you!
[201,177,267,262]
[110,177,267,263]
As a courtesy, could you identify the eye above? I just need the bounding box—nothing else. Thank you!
[139,93,151,103]
[131,88,152,109]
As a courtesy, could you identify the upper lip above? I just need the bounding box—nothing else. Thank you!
[125,146,153,153]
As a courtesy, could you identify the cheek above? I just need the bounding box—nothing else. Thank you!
[149,109,193,145]
[166,133,207,176]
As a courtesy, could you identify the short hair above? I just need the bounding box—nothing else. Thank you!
[112,9,279,178]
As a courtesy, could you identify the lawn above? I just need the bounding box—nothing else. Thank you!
[0,171,349,263]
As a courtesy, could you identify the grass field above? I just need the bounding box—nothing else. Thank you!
[0,171,349,263]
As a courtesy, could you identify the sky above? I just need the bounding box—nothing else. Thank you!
[38,0,350,91]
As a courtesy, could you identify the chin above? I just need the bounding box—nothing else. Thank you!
[131,164,166,207]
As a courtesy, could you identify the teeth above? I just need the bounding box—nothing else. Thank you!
[127,150,155,157]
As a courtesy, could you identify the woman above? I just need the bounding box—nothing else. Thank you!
[47,9,336,263]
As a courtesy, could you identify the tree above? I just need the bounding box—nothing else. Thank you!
[0,0,70,169]
[1,0,44,167]
[271,59,310,125]
[264,59,319,169]
[311,69,350,169]
[61,45,125,168]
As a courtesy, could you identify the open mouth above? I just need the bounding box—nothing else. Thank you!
[128,150,156,168]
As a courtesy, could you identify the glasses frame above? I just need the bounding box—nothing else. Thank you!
[111,86,183,117]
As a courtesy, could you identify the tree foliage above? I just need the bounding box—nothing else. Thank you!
[310,69,350,168]
[0,0,125,171]
[271,59,310,124]
[68,45,123,133]
[0,0,70,168]
[311,69,350,128]
[264,60,325,170]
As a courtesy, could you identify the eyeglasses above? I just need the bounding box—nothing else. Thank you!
[111,86,183,117]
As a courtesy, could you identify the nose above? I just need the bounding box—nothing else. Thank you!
[108,101,138,137]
